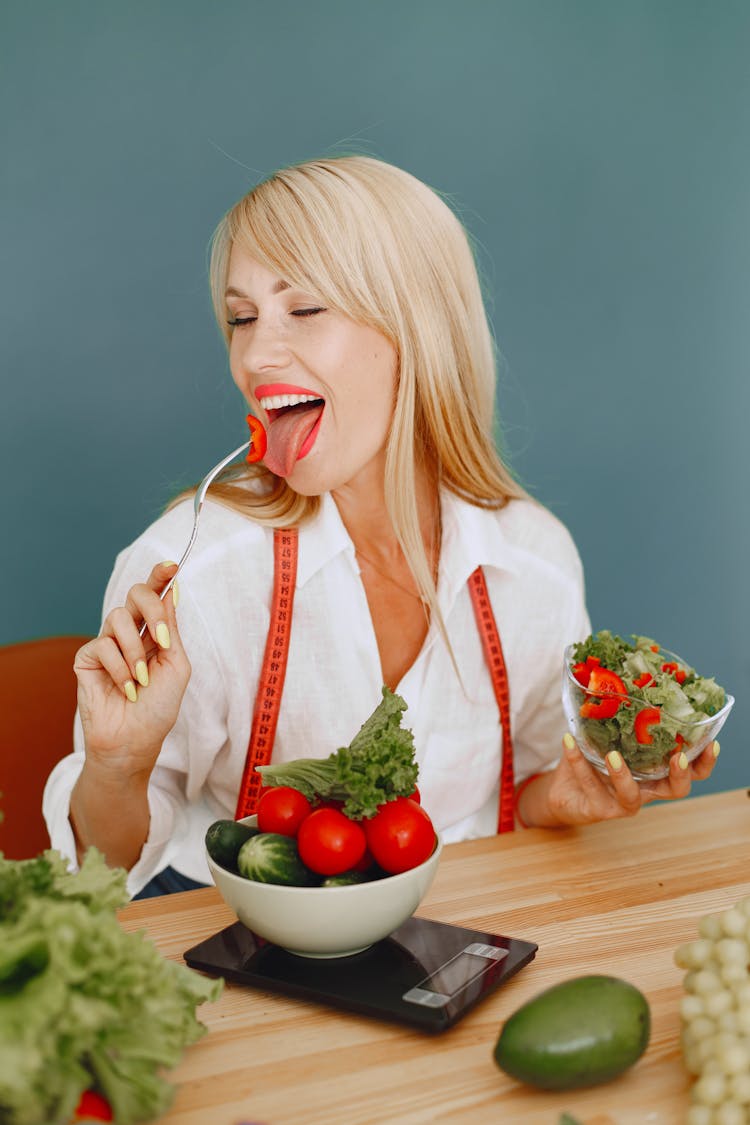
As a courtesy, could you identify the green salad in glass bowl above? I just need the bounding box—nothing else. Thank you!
[562,631,734,781]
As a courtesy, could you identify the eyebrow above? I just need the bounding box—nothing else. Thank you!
[225,279,291,299]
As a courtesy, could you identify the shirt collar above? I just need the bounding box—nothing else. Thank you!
[438,489,521,605]
[296,489,521,592]
[296,492,356,587]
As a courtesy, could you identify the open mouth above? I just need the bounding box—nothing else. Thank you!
[255,384,326,477]
[259,392,325,420]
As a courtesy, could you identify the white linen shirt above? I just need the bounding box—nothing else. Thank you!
[43,488,590,896]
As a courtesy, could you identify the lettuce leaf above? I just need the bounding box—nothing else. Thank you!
[257,685,419,819]
[0,848,222,1125]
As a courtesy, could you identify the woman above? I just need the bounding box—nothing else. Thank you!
[43,156,719,897]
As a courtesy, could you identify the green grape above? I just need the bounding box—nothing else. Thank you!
[677,895,750,1122]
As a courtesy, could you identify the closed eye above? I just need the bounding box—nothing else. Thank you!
[227,307,326,328]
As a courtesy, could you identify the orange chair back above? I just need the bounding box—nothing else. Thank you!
[0,635,89,859]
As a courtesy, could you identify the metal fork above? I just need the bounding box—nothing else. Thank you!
[138,438,250,636]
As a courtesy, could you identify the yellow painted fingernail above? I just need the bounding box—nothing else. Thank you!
[124,680,138,703]
[171,579,179,609]
[161,560,178,567]
[135,660,149,687]
[607,750,623,772]
[563,732,576,751]
[156,622,171,650]
[713,741,721,759]
[678,751,689,770]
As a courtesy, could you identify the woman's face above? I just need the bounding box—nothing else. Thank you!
[226,245,398,497]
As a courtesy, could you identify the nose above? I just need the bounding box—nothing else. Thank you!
[233,317,292,378]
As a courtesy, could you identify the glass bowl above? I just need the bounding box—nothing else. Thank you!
[562,644,734,781]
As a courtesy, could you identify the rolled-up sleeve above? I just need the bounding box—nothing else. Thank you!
[42,510,232,896]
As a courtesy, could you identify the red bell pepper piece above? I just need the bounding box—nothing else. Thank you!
[662,661,687,685]
[579,666,629,720]
[572,655,601,687]
[245,414,268,463]
[588,666,628,698]
[573,661,591,686]
[73,1090,113,1121]
[634,706,661,744]
[672,732,686,753]
[580,696,621,720]
[633,672,654,689]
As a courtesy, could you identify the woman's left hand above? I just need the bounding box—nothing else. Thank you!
[532,735,721,828]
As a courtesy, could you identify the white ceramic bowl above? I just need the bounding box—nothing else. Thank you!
[207,816,443,958]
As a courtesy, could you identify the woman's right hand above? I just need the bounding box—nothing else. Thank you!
[74,561,192,779]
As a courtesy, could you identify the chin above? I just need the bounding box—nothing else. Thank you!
[277,455,337,497]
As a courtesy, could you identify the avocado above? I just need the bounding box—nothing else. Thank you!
[493,975,650,1091]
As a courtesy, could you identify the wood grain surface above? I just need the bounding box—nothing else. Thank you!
[117,788,750,1125]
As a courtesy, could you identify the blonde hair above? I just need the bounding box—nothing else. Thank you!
[191,155,527,616]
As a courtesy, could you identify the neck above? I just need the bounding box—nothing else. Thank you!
[332,462,439,564]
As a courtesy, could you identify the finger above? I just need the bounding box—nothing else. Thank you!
[145,560,180,595]
[562,735,611,798]
[664,748,693,798]
[122,561,179,648]
[102,605,152,688]
[603,750,642,815]
[75,635,140,702]
[123,582,175,651]
[157,571,188,662]
[690,740,720,781]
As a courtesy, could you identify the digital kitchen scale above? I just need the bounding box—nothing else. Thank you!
[184,916,538,1032]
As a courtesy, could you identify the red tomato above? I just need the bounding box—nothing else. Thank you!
[408,785,421,804]
[364,797,436,875]
[297,808,367,875]
[73,1090,113,1121]
[257,786,313,837]
[353,844,375,872]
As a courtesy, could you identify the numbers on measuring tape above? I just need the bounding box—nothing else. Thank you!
[234,530,298,820]
[468,568,515,834]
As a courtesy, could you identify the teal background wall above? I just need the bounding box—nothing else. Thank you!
[2,1,748,796]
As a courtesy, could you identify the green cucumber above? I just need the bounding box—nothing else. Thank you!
[237,832,318,886]
[321,871,371,887]
[494,975,650,1091]
[205,819,260,873]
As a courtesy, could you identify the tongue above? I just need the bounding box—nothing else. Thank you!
[263,402,324,478]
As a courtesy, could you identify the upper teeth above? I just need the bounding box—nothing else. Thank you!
[259,393,320,410]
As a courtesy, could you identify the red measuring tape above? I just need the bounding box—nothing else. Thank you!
[234,529,299,820]
[235,531,516,833]
[467,567,516,833]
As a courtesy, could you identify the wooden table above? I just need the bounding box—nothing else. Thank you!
[118,788,750,1125]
